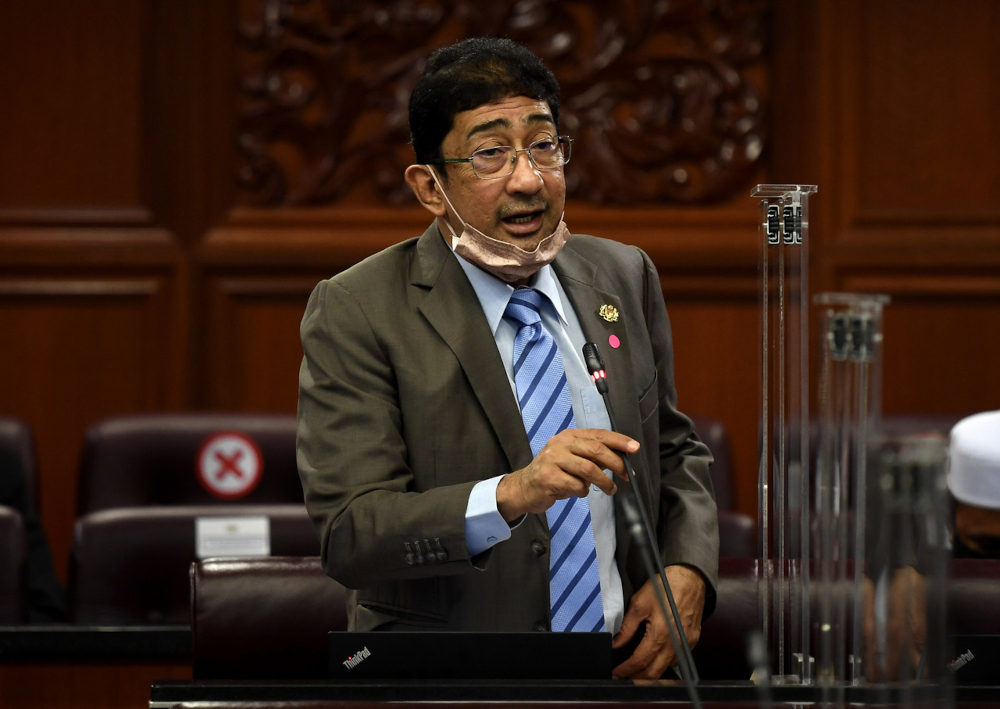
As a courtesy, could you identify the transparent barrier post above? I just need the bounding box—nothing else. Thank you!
[813,293,888,698]
[753,184,816,683]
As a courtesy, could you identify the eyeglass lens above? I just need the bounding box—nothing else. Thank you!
[471,138,570,177]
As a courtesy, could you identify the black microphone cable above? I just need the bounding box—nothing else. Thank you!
[583,342,702,707]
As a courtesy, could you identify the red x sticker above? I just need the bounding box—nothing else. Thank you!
[197,431,263,500]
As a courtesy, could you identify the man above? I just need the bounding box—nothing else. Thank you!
[297,37,718,680]
[948,410,1000,559]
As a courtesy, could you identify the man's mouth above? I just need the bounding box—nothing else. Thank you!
[500,209,545,234]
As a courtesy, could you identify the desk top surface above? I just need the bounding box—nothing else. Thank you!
[150,678,999,707]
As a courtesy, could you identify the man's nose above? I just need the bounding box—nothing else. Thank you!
[506,150,543,194]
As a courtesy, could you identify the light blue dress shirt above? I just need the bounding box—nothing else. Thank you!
[452,245,625,634]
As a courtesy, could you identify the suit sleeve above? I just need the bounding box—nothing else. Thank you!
[297,278,488,590]
[639,248,720,609]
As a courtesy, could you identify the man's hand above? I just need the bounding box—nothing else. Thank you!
[496,428,638,522]
[611,564,706,680]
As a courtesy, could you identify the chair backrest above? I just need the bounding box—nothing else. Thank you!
[718,510,757,559]
[70,505,319,624]
[0,506,27,624]
[690,415,734,511]
[0,417,38,507]
[191,556,347,679]
[692,557,760,679]
[77,413,301,513]
[948,559,1000,635]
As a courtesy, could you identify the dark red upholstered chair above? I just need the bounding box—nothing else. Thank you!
[76,413,305,514]
[190,556,347,679]
[0,417,39,624]
[948,559,1000,636]
[719,510,757,559]
[73,506,319,624]
[69,413,320,624]
[692,557,760,679]
[690,415,735,511]
[188,556,765,682]
[880,413,965,440]
[0,506,27,623]
[0,417,38,506]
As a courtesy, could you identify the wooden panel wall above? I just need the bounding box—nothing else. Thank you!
[774,0,1000,419]
[1,0,999,594]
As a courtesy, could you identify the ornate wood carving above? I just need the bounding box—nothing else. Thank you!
[237,0,770,206]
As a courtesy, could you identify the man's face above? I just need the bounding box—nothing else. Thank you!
[437,96,566,252]
[954,500,1000,557]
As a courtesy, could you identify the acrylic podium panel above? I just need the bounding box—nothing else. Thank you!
[813,293,889,686]
[751,181,955,706]
[752,184,816,682]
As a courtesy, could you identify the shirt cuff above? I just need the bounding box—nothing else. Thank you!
[465,475,521,556]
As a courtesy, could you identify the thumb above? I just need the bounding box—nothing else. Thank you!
[612,606,646,649]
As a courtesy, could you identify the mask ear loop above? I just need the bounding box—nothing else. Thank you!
[427,166,467,245]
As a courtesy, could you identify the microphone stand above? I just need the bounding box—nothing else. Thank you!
[583,344,702,708]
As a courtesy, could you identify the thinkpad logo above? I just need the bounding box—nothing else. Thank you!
[947,649,974,673]
[342,645,371,670]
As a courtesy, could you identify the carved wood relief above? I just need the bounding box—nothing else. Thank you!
[237,0,770,207]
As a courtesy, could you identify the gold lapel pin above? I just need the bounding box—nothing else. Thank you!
[599,304,619,323]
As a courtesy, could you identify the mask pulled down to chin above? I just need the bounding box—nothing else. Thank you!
[428,167,569,283]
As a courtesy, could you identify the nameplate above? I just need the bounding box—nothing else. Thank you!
[195,516,270,559]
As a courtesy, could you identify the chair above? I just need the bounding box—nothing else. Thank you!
[690,415,735,511]
[70,413,320,624]
[719,509,757,558]
[692,557,760,679]
[0,417,39,507]
[0,418,38,624]
[948,559,1000,636]
[189,555,766,682]
[76,413,305,514]
[0,506,27,623]
[191,556,347,679]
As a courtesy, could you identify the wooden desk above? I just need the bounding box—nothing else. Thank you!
[0,625,191,709]
[150,678,1000,708]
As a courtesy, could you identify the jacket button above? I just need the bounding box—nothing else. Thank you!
[531,539,546,556]
[533,621,549,632]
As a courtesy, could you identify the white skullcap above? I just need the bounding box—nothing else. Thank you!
[948,410,1000,509]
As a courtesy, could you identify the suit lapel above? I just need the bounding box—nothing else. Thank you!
[552,246,643,445]
[411,225,533,472]
[552,244,645,575]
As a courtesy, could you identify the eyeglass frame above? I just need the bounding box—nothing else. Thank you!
[431,135,574,180]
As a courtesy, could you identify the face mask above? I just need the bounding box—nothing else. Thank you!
[428,167,569,283]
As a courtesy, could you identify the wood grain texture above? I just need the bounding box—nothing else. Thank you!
[235,0,771,206]
[0,274,186,572]
[0,662,190,709]
[0,5,998,641]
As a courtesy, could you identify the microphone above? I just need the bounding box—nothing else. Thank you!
[583,342,702,702]
[582,343,608,394]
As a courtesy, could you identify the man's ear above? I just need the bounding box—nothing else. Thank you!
[405,165,447,217]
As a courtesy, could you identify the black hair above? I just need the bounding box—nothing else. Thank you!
[408,37,561,166]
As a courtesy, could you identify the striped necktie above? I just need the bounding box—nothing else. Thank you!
[503,288,605,633]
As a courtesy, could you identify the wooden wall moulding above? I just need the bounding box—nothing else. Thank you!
[0,207,155,227]
[236,0,772,208]
[0,273,188,575]
[202,275,323,412]
[820,0,1000,249]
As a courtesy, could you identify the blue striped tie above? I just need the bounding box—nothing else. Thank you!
[504,288,605,633]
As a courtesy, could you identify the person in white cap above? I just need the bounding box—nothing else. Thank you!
[948,410,1000,558]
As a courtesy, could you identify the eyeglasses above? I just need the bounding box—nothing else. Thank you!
[434,135,573,179]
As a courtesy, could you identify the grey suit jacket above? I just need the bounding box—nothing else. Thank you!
[297,223,719,632]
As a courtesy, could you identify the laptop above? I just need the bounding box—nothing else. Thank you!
[948,635,1000,685]
[328,631,612,680]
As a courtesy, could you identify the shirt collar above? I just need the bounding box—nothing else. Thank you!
[452,250,568,335]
